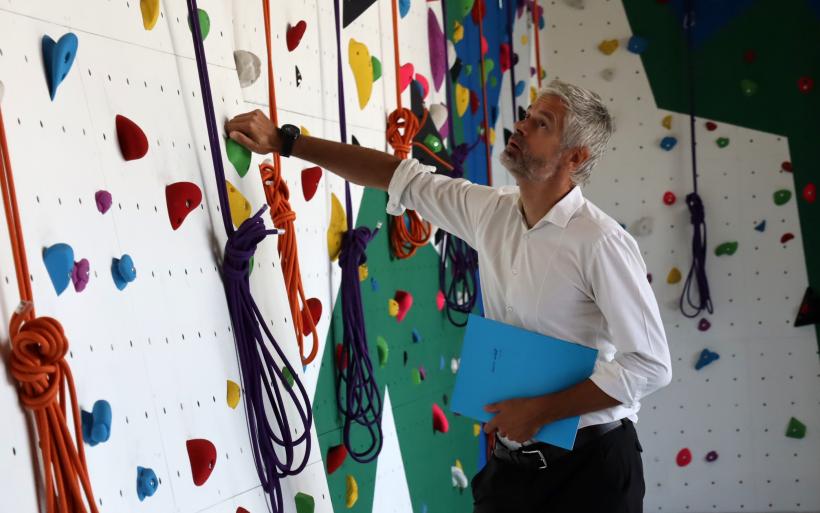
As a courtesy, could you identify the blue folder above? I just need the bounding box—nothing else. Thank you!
[450,314,598,450]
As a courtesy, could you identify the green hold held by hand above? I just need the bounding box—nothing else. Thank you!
[226,138,251,178]
[715,241,738,256]
[774,189,792,206]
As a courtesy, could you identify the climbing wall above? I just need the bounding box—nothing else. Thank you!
[507,1,820,512]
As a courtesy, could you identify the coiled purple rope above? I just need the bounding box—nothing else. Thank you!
[333,0,384,462]
[186,1,312,510]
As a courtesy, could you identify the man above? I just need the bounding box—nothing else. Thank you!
[226,79,671,513]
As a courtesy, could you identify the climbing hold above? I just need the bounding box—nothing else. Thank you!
[370,276,379,291]
[600,68,615,81]
[482,59,495,80]
[349,39,374,109]
[358,263,368,282]
[786,417,806,439]
[165,182,202,230]
[412,328,422,343]
[647,273,653,283]
[529,86,536,105]
[803,183,816,204]
[376,336,389,367]
[234,50,261,88]
[705,450,718,462]
[226,138,251,178]
[299,166,322,202]
[773,189,792,206]
[300,126,311,137]
[294,492,315,513]
[676,448,692,467]
[226,380,240,409]
[435,290,446,311]
[226,180,252,228]
[781,161,793,172]
[514,80,526,97]
[300,298,322,336]
[660,136,677,151]
[140,0,160,30]
[661,115,672,129]
[95,190,112,214]
[715,137,730,148]
[628,216,653,237]
[327,444,347,474]
[451,465,468,490]
[345,474,359,508]
[754,220,766,232]
[419,366,427,381]
[237,508,249,513]
[695,348,719,370]
[428,9,446,91]
[439,355,445,370]
[111,254,137,291]
[286,21,307,52]
[403,350,408,367]
[432,403,449,433]
[399,63,415,94]
[597,39,619,55]
[282,365,295,388]
[473,423,481,437]
[705,121,718,131]
[781,233,795,244]
[411,368,422,385]
[797,76,814,94]
[470,90,480,114]
[43,243,74,295]
[627,35,648,54]
[414,74,430,99]
[335,344,349,371]
[697,318,711,331]
[188,9,210,40]
[666,267,682,284]
[136,466,159,501]
[663,191,676,205]
[740,79,758,97]
[430,103,449,139]
[499,43,511,72]
[81,399,112,446]
[714,241,738,256]
[388,298,399,317]
[327,193,346,261]
[115,115,149,161]
[794,287,819,327]
[743,49,756,63]
[423,133,443,153]
[42,32,78,101]
[371,57,382,81]
[71,258,90,293]
[450,357,459,374]
[186,439,216,486]
[394,290,413,322]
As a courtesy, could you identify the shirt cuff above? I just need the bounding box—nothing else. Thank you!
[386,158,434,215]
[588,359,649,409]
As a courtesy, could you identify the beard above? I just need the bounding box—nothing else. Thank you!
[500,142,559,183]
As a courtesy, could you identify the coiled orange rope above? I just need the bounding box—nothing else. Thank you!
[260,0,319,364]
[386,0,432,259]
[1,105,98,512]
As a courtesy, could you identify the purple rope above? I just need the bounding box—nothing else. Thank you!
[186,2,312,510]
[333,0,384,462]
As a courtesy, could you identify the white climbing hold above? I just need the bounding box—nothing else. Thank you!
[451,465,468,489]
[448,41,457,70]
[628,216,653,238]
[450,357,460,374]
[233,50,261,88]
[430,103,448,132]
[600,68,615,82]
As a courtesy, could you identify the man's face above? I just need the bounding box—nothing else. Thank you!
[500,95,567,182]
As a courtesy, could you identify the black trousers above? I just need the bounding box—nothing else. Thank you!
[471,420,645,513]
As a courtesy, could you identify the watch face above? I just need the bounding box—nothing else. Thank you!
[281,124,300,137]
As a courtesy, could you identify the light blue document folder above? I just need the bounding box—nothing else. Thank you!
[450,314,599,450]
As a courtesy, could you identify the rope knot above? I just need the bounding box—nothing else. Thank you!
[387,108,420,160]
[223,206,272,280]
[9,307,68,410]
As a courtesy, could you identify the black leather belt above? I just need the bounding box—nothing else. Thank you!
[492,419,627,470]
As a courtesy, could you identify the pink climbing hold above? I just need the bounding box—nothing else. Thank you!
[399,63,414,94]
[663,191,676,205]
[394,290,413,322]
[797,76,814,94]
[676,448,692,467]
[286,20,307,52]
[436,290,445,311]
[432,403,449,433]
[95,190,112,214]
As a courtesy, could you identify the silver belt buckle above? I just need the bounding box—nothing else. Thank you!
[521,448,548,470]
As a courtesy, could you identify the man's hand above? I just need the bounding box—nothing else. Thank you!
[483,397,549,443]
[225,110,280,154]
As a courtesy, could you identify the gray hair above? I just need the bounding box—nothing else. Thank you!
[535,79,613,185]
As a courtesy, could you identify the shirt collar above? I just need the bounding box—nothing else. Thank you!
[520,186,585,230]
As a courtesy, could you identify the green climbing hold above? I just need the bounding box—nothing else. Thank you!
[716,137,730,148]
[483,59,495,80]
[295,492,315,513]
[411,368,422,385]
[423,134,443,153]
[786,417,806,439]
[371,56,382,81]
[715,241,738,256]
[489,75,497,88]
[248,255,254,276]
[226,138,251,178]
[282,365,294,388]
[740,79,758,97]
[188,8,210,41]
[376,336,389,367]
[465,64,473,76]
[461,0,475,18]
[774,189,792,206]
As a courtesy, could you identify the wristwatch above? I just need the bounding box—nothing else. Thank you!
[278,124,300,158]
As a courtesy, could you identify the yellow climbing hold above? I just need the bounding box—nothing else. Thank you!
[300,125,310,137]
[345,475,359,508]
[226,180,251,229]
[488,128,495,146]
[667,267,682,284]
[388,298,399,317]
[521,34,529,45]
[453,21,464,43]
[454,459,463,471]
[662,115,672,130]
[455,83,469,117]
[358,263,368,282]
[530,86,537,104]
[140,0,160,30]
[598,39,619,55]
[349,39,374,110]
[473,423,481,437]
[327,193,346,262]
[226,380,240,409]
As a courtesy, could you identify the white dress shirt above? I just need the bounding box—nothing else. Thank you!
[386,159,672,441]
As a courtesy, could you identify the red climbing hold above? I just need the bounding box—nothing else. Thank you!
[300,298,322,337]
[394,290,414,322]
[186,439,217,486]
[781,161,793,172]
[286,20,307,52]
[165,182,202,230]
[676,448,692,467]
[469,90,479,114]
[803,183,816,204]
[436,290,445,311]
[797,76,814,94]
[301,166,322,202]
[781,233,795,244]
[499,43,511,72]
[335,343,348,371]
[471,0,486,24]
[663,191,676,206]
[327,444,348,475]
[480,36,488,57]
[115,115,149,161]
[399,63,415,94]
[743,49,756,63]
[432,403,449,433]
[705,121,718,131]
[237,508,250,513]
[415,73,429,99]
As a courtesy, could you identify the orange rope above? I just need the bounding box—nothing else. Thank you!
[476,0,493,186]
[387,0,432,259]
[533,0,543,88]
[1,106,98,512]
[261,0,319,365]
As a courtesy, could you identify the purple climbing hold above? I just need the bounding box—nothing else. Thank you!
[705,450,718,462]
[95,190,112,214]
[697,318,711,331]
[71,258,90,292]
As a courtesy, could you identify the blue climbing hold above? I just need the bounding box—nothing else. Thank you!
[370,276,379,292]
[754,220,766,232]
[514,80,525,97]
[136,466,159,501]
[81,400,112,446]
[627,35,649,54]
[695,348,720,370]
[42,32,78,100]
[43,243,75,295]
[111,254,137,290]
[412,328,422,343]
[439,355,445,371]
[660,136,678,151]
[399,0,411,17]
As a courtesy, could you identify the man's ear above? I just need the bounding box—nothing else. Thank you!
[567,146,590,173]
